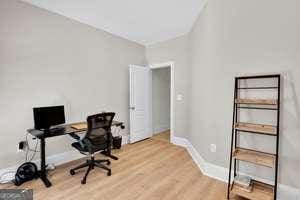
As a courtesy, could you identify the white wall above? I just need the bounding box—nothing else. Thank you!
[2,0,300,191]
[0,0,145,169]
[152,68,170,134]
[146,36,189,138]
[145,0,300,191]
[188,0,300,189]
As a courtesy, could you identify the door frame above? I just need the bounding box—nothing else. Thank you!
[149,61,174,143]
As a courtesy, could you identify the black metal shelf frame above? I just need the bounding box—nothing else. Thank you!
[236,129,277,137]
[237,87,279,90]
[237,106,278,111]
[227,74,281,200]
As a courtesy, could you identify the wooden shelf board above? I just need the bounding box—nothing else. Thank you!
[231,181,274,200]
[235,99,277,106]
[235,122,277,135]
[233,148,275,168]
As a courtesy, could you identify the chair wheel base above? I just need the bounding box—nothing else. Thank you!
[70,170,75,175]
[107,170,111,176]
[81,180,86,184]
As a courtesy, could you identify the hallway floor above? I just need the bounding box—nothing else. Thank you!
[152,130,170,142]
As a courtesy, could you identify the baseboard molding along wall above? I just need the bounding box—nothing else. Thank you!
[0,134,130,182]
[172,136,300,200]
[1,134,299,199]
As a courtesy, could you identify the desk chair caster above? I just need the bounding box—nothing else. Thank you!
[69,157,112,184]
[79,168,111,185]
[107,160,111,165]
[70,169,75,176]
[107,170,112,176]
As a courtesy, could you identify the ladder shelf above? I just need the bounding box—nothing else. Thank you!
[233,148,276,168]
[231,180,274,200]
[234,122,277,136]
[235,98,277,106]
[227,74,280,200]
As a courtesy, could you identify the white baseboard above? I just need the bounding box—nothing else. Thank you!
[172,136,300,200]
[45,150,85,166]
[172,136,189,147]
[172,136,226,181]
[0,134,130,181]
[1,135,298,199]
[121,134,129,145]
[0,150,86,182]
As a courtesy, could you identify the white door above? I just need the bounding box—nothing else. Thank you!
[129,65,151,143]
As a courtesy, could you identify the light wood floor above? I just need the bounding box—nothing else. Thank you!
[152,130,170,142]
[0,138,241,200]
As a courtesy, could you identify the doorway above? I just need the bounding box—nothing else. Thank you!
[129,62,174,144]
[150,62,174,143]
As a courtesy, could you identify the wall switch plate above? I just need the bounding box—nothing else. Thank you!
[210,144,217,153]
[176,94,183,101]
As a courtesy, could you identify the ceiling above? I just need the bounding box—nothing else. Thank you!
[21,0,207,45]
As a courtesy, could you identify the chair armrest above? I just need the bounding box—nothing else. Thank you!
[68,133,80,140]
[68,133,92,153]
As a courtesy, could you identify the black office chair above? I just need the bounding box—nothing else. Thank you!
[70,112,115,184]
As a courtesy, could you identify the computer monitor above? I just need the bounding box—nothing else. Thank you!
[33,105,65,130]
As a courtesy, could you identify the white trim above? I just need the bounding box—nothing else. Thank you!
[1,134,298,199]
[172,136,189,148]
[149,61,175,143]
[121,133,130,145]
[0,139,130,181]
[0,150,85,181]
[172,136,300,200]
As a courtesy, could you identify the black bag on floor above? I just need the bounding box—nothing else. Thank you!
[14,162,39,186]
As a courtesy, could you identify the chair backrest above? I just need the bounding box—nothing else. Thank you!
[84,112,115,144]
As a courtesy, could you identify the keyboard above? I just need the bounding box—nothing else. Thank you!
[49,127,66,133]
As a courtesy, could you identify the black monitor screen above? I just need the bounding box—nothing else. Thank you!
[33,105,65,130]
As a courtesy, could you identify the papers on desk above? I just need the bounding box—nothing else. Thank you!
[71,123,87,130]
[71,121,124,130]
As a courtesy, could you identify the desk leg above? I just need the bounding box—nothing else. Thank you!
[39,138,52,188]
